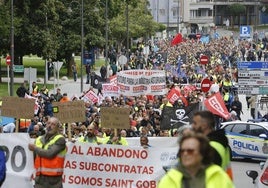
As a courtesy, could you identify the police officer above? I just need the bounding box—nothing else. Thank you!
[28,117,66,188]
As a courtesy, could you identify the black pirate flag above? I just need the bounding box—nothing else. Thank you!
[160,103,200,130]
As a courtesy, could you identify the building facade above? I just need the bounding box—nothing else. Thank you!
[148,0,268,37]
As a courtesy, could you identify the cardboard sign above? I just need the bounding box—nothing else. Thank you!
[1,97,35,119]
[53,101,85,123]
[101,107,131,129]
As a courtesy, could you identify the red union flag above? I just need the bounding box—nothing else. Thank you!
[167,88,188,106]
[84,90,99,104]
[204,92,230,119]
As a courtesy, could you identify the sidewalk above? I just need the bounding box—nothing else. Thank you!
[1,66,102,98]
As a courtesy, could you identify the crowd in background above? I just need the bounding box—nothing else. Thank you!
[2,30,268,141]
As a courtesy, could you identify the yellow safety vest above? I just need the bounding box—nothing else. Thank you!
[157,164,234,188]
[210,141,233,180]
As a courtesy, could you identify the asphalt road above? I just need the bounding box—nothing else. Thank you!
[232,159,262,188]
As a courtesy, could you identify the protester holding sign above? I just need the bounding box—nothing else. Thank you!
[158,133,234,188]
[28,117,67,188]
[78,124,102,144]
[104,129,129,145]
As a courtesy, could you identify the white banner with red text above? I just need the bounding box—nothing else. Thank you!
[0,133,34,188]
[64,143,177,188]
[1,134,178,188]
[102,83,119,97]
[116,70,167,96]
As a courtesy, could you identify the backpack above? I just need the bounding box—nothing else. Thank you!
[0,148,6,183]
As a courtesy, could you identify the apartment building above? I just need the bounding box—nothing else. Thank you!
[148,0,268,36]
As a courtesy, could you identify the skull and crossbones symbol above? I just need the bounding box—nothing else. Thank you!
[170,109,188,127]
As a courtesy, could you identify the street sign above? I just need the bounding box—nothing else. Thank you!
[118,55,128,65]
[240,26,251,38]
[53,61,63,71]
[238,78,268,86]
[237,61,268,69]
[238,70,268,77]
[6,56,11,66]
[200,55,209,65]
[238,61,268,94]
[201,78,211,92]
[83,49,95,65]
[13,65,24,73]
[238,87,268,95]
[196,33,201,39]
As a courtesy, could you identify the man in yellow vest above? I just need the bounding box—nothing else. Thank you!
[192,110,233,180]
[31,81,39,96]
[104,129,128,145]
[78,124,102,144]
[28,117,66,188]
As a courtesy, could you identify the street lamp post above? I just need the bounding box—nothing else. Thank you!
[81,0,84,93]
[105,0,108,79]
[10,0,14,96]
[126,1,129,60]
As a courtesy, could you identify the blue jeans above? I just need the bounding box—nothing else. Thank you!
[73,72,77,81]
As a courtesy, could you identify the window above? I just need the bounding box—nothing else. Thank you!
[159,9,165,15]
[172,7,178,18]
[224,124,235,132]
[249,125,267,137]
[208,10,212,17]
[231,124,248,135]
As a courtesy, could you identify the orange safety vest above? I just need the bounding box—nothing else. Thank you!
[34,134,66,176]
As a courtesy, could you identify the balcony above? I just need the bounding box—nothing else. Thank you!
[190,16,214,24]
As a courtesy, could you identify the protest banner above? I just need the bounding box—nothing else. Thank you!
[101,107,131,129]
[63,143,177,188]
[84,90,99,103]
[1,134,178,188]
[126,137,178,147]
[102,83,119,97]
[53,101,85,123]
[1,96,35,119]
[0,133,34,188]
[109,75,117,85]
[116,70,167,96]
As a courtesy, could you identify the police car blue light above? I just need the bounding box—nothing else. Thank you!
[221,121,268,160]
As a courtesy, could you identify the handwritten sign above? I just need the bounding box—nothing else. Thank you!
[101,107,130,129]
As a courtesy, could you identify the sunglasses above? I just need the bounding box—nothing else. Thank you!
[179,149,196,155]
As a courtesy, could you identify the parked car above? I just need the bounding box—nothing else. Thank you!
[221,121,268,160]
[246,158,268,188]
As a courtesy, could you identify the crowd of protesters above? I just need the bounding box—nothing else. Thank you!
[2,29,268,140]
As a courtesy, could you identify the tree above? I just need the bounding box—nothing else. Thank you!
[0,0,164,76]
[227,3,246,27]
[0,1,10,56]
[109,0,165,51]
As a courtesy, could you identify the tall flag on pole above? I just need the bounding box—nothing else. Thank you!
[204,92,230,120]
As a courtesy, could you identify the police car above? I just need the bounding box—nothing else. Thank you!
[221,121,268,160]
